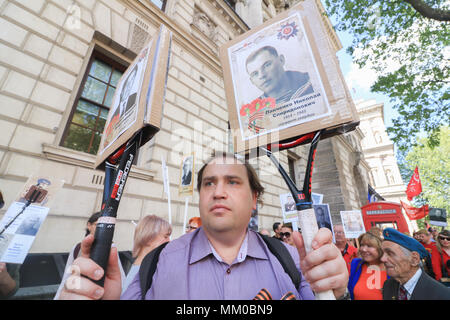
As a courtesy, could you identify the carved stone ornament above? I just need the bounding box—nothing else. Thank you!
[192,8,218,42]
[129,21,149,54]
[236,0,250,5]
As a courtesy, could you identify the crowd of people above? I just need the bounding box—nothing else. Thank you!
[269,219,450,300]
[1,153,449,300]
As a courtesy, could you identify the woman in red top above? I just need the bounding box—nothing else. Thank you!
[436,230,450,287]
[417,229,442,280]
[348,231,387,300]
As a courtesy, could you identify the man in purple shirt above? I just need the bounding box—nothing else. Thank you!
[59,153,348,300]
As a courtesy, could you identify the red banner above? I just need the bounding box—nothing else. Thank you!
[406,166,422,201]
[401,200,429,220]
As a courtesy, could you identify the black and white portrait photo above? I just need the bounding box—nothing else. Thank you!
[181,156,193,187]
[313,204,332,232]
[111,65,138,121]
[227,12,331,139]
[246,45,314,105]
[16,214,44,237]
[102,48,149,150]
[279,193,298,223]
[284,195,296,212]
[179,154,195,197]
[429,208,447,227]
[248,208,259,232]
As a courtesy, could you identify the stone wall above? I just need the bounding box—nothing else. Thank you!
[0,0,367,255]
[0,0,292,253]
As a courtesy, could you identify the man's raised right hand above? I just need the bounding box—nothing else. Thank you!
[58,234,122,300]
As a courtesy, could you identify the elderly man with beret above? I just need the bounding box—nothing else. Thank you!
[381,228,450,300]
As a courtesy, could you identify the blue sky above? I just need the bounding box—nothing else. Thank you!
[333,29,398,129]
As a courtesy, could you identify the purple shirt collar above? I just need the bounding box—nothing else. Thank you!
[189,228,268,265]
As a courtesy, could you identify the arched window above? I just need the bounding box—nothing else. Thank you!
[385,169,395,184]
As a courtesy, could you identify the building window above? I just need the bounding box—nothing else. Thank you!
[150,0,166,10]
[371,169,378,186]
[61,52,126,155]
[374,131,382,144]
[385,169,395,184]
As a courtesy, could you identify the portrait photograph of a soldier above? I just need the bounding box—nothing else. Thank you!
[227,12,331,138]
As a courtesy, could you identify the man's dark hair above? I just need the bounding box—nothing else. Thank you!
[85,211,102,236]
[196,152,264,205]
[273,222,281,232]
[282,222,293,231]
[245,45,279,69]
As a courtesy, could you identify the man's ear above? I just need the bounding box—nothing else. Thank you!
[410,251,421,267]
[279,54,285,66]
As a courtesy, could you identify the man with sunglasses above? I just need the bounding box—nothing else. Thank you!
[58,152,348,300]
[186,217,202,234]
[280,223,295,247]
[334,224,357,274]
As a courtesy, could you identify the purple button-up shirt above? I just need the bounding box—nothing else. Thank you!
[121,228,315,300]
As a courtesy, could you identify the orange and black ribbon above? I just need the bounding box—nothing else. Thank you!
[253,288,273,300]
[253,289,297,300]
[281,291,296,300]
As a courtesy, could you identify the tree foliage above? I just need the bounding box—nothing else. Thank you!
[404,126,449,218]
[322,0,449,154]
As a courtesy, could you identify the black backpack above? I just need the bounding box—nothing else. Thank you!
[138,233,301,299]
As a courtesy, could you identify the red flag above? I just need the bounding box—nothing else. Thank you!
[406,166,422,201]
[401,200,429,220]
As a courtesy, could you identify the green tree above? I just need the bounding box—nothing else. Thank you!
[404,126,449,227]
[322,0,449,154]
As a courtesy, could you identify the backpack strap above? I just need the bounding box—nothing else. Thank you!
[73,242,81,259]
[119,250,135,275]
[139,241,169,300]
[138,233,302,299]
[258,233,301,289]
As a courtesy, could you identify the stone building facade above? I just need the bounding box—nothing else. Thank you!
[356,99,417,232]
[0,0,371,254]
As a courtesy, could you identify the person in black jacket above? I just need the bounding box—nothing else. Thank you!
[381,228,450,300]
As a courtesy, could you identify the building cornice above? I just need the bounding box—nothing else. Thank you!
[210,0,250,33]
[128,0,237,75]
[314,0,342,52]
[356,102,384,122]
[362,142,395,155]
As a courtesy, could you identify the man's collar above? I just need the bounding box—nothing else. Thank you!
[402,268,422,296]
[189,228,212,264]
[189,229,267,265]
